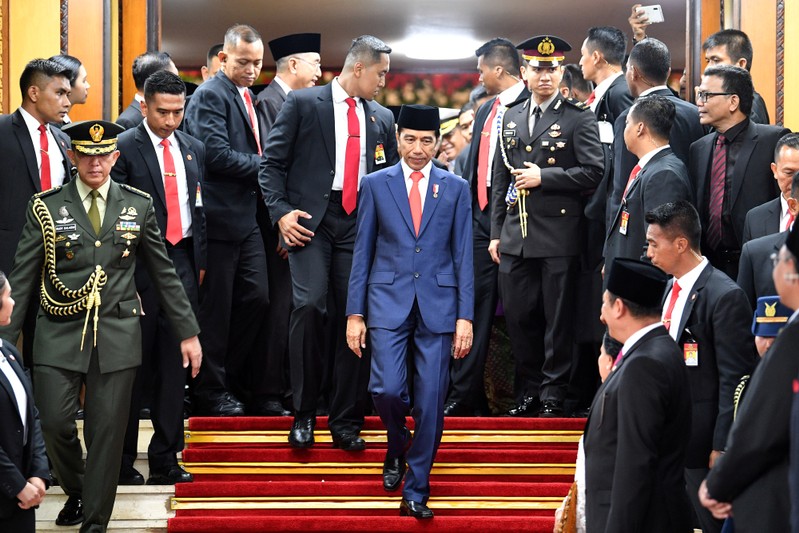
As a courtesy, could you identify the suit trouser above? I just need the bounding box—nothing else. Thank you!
[447,199,496,410]
[370,302,450,504]
[254,201,292,398]
[35,352,137,533]
[123,246,198,471]
[0,507,35,532]
[498,254,576,403]
[195,230,269,401]
[287,200,370,435]
[685,467,724,533]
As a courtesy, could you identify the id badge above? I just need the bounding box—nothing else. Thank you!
[684,342,699,366]
[195,182,203,207]
[374,143,386,165]
[598,120,614,144]
[619,209,630,235]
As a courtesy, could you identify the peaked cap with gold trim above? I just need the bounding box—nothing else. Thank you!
[62,120,125,155]
[516,35,572,67]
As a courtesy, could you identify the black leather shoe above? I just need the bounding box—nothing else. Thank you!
[147,465,193,485]
[507,396,540,417]
[538,399,564,418]
[443,401,473,417]
[288,416,315,448]
[249,397,291,417]
[332,432,366,451]
[571,407,590,418]
[196,392,245,417]
[400,498,433,519]
[55,495,84,526]
[118,464,145,485]
[383,454,406,492]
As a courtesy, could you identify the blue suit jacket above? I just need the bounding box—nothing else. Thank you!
[346,163,474,334]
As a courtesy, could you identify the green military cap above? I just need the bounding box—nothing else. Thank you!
[62,120,125,155]
[516,35,572,67]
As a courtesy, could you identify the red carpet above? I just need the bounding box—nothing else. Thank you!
[169,416,582,532]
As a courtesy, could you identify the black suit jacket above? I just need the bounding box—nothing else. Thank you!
[742,196,781,243]
[110,122,207,288]
[594,74,634,125]
[705,319,799,533]
[255,80,288,138]
[584,325,693,533]
[0,110,72,273]
[185,72,263,240]
[604,148,692,263]
[669,264,757,467]
[608,89,706,227]
[0,342,49,518]
[689,121,790,251]
[116,99,144,130]
[737,230,786,309]
[751,91,770,125]
[260,83,399,232]
[490,94,604,258]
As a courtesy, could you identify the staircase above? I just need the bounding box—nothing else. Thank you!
[169,416,582,532]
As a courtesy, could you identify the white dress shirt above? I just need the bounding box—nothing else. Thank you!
[664,258,709,340]
[621,321,663,358]
[273,75,293,96]
[486,80,526,187]
[19,106,67,188]
[401,160,432,209]
[527,92,558,137]
[143,121,192,238]
[589,71,625,113]
[0,339,28,437]
[331,78,367,191]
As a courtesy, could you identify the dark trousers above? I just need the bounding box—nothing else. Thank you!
[0,507,35,532]
[123,245,198,471]
[498,254,576,403]
[35,351,137,532]
[370,301,450,504]
[447,201,496,410]
[254,201,291,398]
[287,200,370,435]
[686,467,724,533]
[194,229,269,401]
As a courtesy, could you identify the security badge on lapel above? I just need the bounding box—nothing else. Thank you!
[619,206,630,235]
[683,323,699,367]
[375,143,386,165]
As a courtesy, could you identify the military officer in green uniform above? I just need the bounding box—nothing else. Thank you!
[489,36,604,417]
[0,120,202,532]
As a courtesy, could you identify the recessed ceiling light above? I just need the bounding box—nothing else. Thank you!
[392,34,482,60]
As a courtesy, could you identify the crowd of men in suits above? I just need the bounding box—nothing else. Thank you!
[4,7,799,530]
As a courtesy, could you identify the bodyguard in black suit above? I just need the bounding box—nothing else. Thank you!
[609,38,705,226]
[490,36,604,417]
[112,71,206,485]
[645,201,757,533]
[584,258,693,533]
[252,33,322,416]
[689,65,789,280]
[604,96,692,266]
[699,223,799,532]
[261,35,398,449]
[445,38,527,417]
[0,273,49,533]
[742,133,799,242]
[0,59,73,368]
[116,52,177,130]
[184,24,270,416]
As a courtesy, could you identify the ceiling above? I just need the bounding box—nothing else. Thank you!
[162,0,688,73]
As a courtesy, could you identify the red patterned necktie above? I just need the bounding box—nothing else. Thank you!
[409,171,424,236]
[39,124,52,190]
[160,139,183,245]
[662,281,682,329]
[786,212,795,232]
[476,98,500,210]
[623,164,642,198]
[706,134,727,249]
[586,91,596,105]
[343,97,361,215]
[243,89,261,156]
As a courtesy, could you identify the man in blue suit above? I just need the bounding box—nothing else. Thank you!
[346,104,474,519]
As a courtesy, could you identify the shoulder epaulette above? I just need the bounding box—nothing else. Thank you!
[34,186,62,198]
[564,98,589,110]
[505,97,527,109]
[119,183,151,199]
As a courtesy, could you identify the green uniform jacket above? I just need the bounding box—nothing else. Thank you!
[0,178,200,374]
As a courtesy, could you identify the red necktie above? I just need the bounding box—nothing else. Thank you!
[343,97,361,215]
[409,171,424,236]
[706,134,727,249]
[613,349,624,369]
[38,124,52,191]
[243,89,261,156]
[586,91,596,105]
[476,98,500,210]
[160,139,183,245]
[786,212,795,232]
[663,280,682,329]
[623,164,642,198]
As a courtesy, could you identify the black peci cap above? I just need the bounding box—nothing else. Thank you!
[397,104,440,132]
[268,33,321,62]
[606,258,668,308]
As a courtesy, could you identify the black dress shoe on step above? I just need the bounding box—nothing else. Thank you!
[118,464,145,485]
[288,416,315,448]
[55,495,84,526]
[147,465,193,485]
[400,498,434,519]
[506,396,541,417]
[332,432,366,451]
[443,401,473,417]
[538,399,564,418]
[196,392,245,417]
[249,397,292,417]
[383,454,406,492]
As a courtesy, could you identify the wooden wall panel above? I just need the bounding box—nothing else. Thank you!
[120,0,147,117]
[66,0,104,121]
[740,0,777,124]
[784,1,798,129]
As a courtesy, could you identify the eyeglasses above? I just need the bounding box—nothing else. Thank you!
[771,252,794,267]
[696,90,735,103]
[293,57,321,70]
